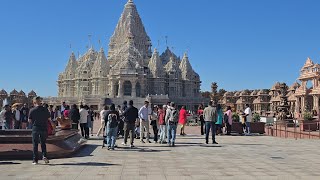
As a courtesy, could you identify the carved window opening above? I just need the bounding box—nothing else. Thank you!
[136,82,141,97]
[123,81,132,96]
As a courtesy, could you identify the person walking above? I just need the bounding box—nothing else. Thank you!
[244,104,252,135]
[150,105,159,143]
[215,104,223,135]
[203,101,218,144]
[122,100,139,148]
[225,106,232,135]
[13,105,21,129]
[197,104,205,135]
[28,96,50,165]
[69,104,80,130]
[105,104,120,150]
[87,106,94,136]
[118,101,127,137]
[165,102,179,147]
[0,105,10,129]
[20,104,29,129]
[96,105,108,137]
[79,105,89,139]
[179,106,187,136]
[53,106,61,127]
[138,101,151,143]
[158,105,167,144]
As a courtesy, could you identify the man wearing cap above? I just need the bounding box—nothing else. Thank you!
[28,96,50,165]
[138,101,151,143]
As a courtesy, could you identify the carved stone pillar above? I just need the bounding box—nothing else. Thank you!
[110,81,114,98]
[118,80,123,98]
[313,95,319,113]
[132,80,136,97]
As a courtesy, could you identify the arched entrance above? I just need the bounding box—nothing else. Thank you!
[123,81,132,96]
[136,82,141,97]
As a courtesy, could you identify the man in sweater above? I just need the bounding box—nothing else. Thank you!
[203,101,218,144]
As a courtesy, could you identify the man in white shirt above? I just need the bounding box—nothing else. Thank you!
[96,106,108,137]
[244,104,252,135]
[138,101,151,143]
[79,105,89,139]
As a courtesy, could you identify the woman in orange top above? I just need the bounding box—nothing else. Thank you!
[179,106,187,136]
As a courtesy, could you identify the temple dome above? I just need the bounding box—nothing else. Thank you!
[0,89,8,96]
[10,89,18,95]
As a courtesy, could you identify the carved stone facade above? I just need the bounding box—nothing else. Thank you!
[0,89,37,107]
[52,0,203,110]
[220,58,320,118]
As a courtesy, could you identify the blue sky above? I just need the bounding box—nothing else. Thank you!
[1,0,320,97]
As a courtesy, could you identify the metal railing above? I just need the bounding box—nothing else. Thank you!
[266,119,320,140]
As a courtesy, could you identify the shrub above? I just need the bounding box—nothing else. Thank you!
[303,112,313,121]
[232,113,240,122]
[252,113,261,122]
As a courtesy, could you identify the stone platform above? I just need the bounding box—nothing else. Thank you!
[0,129,86,159]
[1,127,320,180]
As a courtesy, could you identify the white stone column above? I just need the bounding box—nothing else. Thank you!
[110,81,114,98]
[118,80,122,98]
[132,80,136,97]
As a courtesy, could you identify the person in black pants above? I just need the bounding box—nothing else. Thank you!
[69,104,80,130]
[122,100,138,148]
[150,106,159,143]
[197,104,205,135]
[28,96,50,165]
[79,105,89,139]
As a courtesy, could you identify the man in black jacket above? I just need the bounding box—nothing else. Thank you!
[69,104,80,130]
[28,96,50,165]
[122,100,138,148]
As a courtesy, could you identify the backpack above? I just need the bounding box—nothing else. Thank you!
[108,113,118,128]
[170,109,179,123]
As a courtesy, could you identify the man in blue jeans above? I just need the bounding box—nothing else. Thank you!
[165,102,179,147]
[203,101,218,144]
[28,96,50,165]
[104,104,120,150]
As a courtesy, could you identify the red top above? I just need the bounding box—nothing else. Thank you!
[179,109,187,125]
[158,109,166,125]
[197,109,204,116]
[63,110,70,118]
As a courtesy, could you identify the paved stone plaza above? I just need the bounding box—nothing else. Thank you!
[1,128,320,180]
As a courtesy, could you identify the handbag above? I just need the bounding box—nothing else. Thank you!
[150,120,156,126]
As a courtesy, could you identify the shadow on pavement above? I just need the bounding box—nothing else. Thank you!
[0,161,21,165]
[71,144,99,158]
[49,162,118,166]
[115,147,171,153]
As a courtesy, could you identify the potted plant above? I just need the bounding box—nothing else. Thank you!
[301,112,317,131]
[232,113,240,122]
[231,113,243,134]
[251,113,265,134]
[252,113,261,122]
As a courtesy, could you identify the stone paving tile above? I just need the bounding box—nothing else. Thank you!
[1,130,320,180]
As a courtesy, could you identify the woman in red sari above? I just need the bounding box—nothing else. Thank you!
[179,106,187,136]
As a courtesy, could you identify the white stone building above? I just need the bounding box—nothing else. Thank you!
[47,0,204,110]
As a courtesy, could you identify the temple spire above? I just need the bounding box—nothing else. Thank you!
[108,0,152,66]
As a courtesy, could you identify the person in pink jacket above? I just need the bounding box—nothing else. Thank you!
[225,106,233,135]
[179,106,187,136]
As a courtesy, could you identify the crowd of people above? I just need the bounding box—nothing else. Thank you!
[0,97,254,164]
